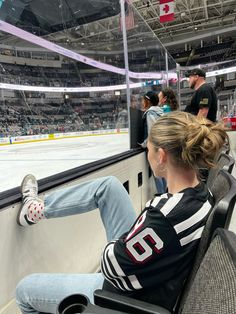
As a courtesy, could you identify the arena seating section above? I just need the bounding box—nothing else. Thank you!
[0,37,236,137]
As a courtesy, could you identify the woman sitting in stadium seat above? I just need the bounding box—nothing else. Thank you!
[16,112,228,313]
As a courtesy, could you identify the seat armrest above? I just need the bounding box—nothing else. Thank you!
[94,289,171,314]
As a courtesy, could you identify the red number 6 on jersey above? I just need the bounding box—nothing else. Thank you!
[126,227,164,263]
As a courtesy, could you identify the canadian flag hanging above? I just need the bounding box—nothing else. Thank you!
[160,0,175,23]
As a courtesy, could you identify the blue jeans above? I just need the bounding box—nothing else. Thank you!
[16,176,137,314]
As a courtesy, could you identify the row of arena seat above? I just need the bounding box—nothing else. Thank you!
[57,150,236,314]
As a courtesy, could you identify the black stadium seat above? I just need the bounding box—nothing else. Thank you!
[206,169,236,242]
[57,169,236,314]
[93,229,236,314]
[93,170,236,314]
[180,228,236,314]
[56,171,236,314]
[207,152,235,189]
[177,170,236,312]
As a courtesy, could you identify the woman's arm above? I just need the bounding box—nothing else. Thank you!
[140,111,162,148]
[146,112,160,134]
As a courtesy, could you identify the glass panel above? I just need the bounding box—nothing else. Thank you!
[179,64,236,121]
[125,1,177,113]
[168,53,178,93]
[179,67,191,111]
[0,0,177,191]
[0,1,130,192]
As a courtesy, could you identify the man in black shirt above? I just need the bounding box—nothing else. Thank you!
[184,68,217,122]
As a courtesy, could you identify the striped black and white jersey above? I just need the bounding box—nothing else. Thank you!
[101,182,214,311]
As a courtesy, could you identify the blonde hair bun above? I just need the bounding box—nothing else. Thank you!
[149,112,228,170]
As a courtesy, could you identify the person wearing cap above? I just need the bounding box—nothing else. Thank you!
[141,91,166,194]
[185,68,217,122]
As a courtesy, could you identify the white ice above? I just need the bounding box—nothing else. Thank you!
[1,133,129,192]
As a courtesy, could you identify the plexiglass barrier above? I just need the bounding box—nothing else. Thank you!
[179,64,236,119]
[0,0,177,191]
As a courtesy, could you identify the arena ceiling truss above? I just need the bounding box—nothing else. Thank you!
[44,0,236,51]
[0,0,235,53]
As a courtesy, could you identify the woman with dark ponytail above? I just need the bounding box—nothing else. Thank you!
[158,87,179,113]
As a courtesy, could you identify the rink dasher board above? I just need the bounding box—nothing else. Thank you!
[0,129,128,145]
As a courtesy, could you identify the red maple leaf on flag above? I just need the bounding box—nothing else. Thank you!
[160,0,175,23]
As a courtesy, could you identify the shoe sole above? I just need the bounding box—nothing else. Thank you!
[17,202,35,226]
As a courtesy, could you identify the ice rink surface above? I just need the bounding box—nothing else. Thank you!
[1,133,129,192]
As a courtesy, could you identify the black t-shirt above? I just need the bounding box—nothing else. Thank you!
[185,83,217,122]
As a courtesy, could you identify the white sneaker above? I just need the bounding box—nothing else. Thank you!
[17,174,45,227]
[21,174,38,201]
